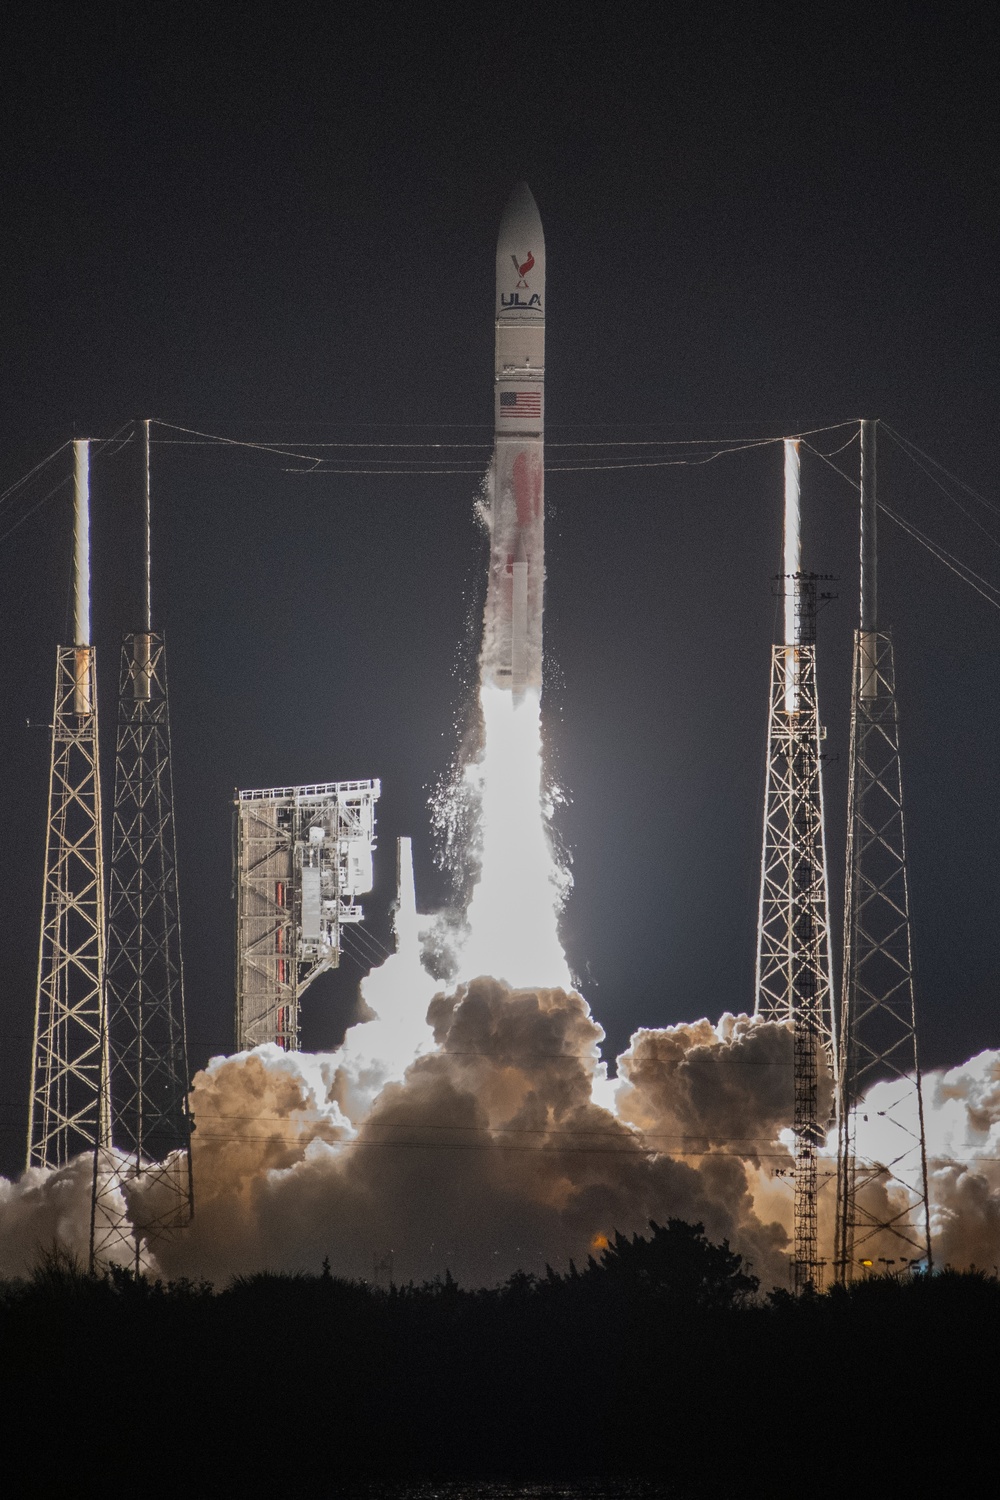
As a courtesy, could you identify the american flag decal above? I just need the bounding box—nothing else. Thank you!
[499,390,541,419]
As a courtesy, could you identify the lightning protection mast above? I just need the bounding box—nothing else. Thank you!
[27,441,111,1169]
[755,439,837,1294]
[835,419,931,1283]
[91,420,194,1273]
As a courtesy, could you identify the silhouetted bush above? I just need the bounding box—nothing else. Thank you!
[0,1221,994,1498]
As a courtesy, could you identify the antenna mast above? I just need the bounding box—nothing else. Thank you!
[27,440,110,1169]
[755,440,837,1293]
[836,419,932,1281]
[91,418,194,1271]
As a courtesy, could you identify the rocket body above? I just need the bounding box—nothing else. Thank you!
[481,183,545,700]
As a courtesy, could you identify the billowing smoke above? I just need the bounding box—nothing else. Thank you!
[144,982,796,1289]
[924,1052,1000,1270]
[157,1017,999,1285]
[0,1153,97,1273]
[2,970,999,1283]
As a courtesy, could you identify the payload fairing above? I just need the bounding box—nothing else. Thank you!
[481,183,545,700]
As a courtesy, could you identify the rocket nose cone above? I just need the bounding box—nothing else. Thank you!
[498,181,543,248]
[496,182,544,320]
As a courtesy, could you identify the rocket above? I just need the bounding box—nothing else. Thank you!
[481,182,545,701]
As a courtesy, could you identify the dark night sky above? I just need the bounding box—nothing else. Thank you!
[1,4,998,1178]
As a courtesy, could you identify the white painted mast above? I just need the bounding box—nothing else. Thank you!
[783,437,801,714]
[143,417,152,632]
[859,418,878,698]
[73,439,92,714]
[74,439,91,645]
[133,419,152,701]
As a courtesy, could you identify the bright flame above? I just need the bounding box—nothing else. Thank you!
[457,683,571,990]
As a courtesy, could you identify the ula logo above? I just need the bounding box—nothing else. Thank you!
[501,291,542,310]
[511,251,535,288]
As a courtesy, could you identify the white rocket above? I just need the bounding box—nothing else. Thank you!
[481,182,545,700]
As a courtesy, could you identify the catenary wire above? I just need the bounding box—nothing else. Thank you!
[0,474,74,547]
[878,506,1000,608]
[801,433,1000,610]
[0,439,71,514]
[150,416,858,450]
[881,421,1000,520]
[880,422,1000,551]
[0,423,137,549]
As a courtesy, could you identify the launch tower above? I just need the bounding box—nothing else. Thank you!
[27,442,111,1170]
[91,421,194,1270]
[836,420,931,1280]
[234,779,380,1050]
[755,439,837,1293]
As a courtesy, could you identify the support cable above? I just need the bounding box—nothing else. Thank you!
[801,435,1000,610]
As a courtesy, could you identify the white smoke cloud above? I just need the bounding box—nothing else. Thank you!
[3,988,998,1284]
[0,1154,97,1275]
[139,975,791,1288]
[923,1051,1000,1271]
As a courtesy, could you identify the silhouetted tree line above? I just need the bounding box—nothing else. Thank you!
[0,1220,993,1498]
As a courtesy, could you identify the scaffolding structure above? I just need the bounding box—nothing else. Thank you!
[27,441,111,1169]
[89,422,194,1270]
[836,420,931,1280]
[755,440,837,1293]
[235,779,380,1051]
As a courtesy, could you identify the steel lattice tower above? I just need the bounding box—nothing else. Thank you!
[91,422,193,1271]
[755,440,837,1293]
[27,441,111,1169]
[836,420,931,1281]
